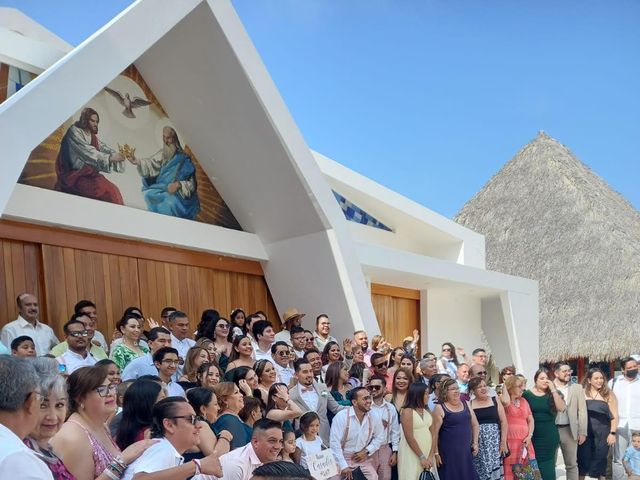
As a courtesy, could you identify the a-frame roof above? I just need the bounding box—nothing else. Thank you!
[455,132,640,361]
[0,0,378,338]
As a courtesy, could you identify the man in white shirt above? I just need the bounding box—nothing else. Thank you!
[274,308,305,346]
[271,341,295,386]
[73,299,109,353]
[610,356,640,480]
[313,314,337,352]
[1,293,58,356]
[219,418,283,480]
[0,356,53,479]
[289,358,346,445]
[122,397,221,479]
[153,347,186,398]
[368,376,400,480]
[167,311,195,376]
[330,386,385,480]
[553,361,587,480]
[122,327,172,381]
[56,319,97,374]
[252,320,276,362]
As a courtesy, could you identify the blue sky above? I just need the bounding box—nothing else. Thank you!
[4,0,639,218]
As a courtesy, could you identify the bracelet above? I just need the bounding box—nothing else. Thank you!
[218,435,231,443]
[419,453,427,460]
[434,452,440,456]
[107,463,124,476]
[193,459,202,475]
[610,431,616,436]
[103,468,120,480]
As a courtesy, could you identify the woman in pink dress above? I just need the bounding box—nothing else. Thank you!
[500,375,535,480]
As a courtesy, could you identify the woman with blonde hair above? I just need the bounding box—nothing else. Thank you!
[577,367,618,480]
[178,346,210,389]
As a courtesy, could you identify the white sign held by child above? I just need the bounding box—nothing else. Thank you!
[307,450,340,480]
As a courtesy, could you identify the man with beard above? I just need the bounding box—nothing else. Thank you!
[55,107,125,204]
[330,386,385,480]
[56,318,97,374]
[354,330,375,367]
[129,126,200,219]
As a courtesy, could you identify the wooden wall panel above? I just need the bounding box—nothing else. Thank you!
[1,223,282,343]
[0,239,43,325]
[372,289,420,355]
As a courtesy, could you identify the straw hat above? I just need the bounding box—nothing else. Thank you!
[282,308,306,325]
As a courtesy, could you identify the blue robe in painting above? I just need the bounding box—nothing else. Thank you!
[142,151,200,219]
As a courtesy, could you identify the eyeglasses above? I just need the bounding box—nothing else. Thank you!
[275,351,289,357]
[216,324,229,329]
[367,385,382,391]
[168,414,203,425]
[68,331,89,338]
[95,384,118,397]
[442,348,451,352]
[373,363,387,369]
[161,359,180,365]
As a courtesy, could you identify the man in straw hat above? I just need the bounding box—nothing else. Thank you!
[274,308,305,346]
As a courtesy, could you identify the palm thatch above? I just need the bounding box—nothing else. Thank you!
[455,132,640,362]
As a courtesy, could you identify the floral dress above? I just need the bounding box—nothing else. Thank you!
[111,343,149,371]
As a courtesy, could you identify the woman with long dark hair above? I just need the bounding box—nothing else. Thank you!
[321,341,343,369]
[195,309,220,341]
[523,367,566,480]
[437,342,461,379]
[386,367,414,414]
[225,335,255,371]
[577,368,618,480]
[254,359,277,403]
[265,383,302,432]
[212,317,232,371]
[227,366,259,397]
[115,379,164,450]
[325,362,352,424]
[398,382,435,479]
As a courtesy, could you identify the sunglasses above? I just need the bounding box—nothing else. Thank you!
[168,414,204,425]
[477,371,487,375]
[276,351,289,357]
[373,363,387,369]
[216,324,230,329]
[367,385,382,391]
[69,331,89,338]
[442,348,451,352]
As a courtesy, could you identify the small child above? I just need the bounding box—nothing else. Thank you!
[10,335,36,358]
[280,429,297,463]
[623,432,640,479]
[294,412,323,470]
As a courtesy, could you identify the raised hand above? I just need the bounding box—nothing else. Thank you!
[238,379,252,396]
[343,338,353,354]
[146,317,159,329]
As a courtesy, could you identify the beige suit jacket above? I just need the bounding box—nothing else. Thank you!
[558,383,588,440]
[289,380,346,446]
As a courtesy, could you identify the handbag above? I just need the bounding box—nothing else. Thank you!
[511,446,542,480]
[419,469,436,480]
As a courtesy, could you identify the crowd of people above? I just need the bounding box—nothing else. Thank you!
[0,292,639,480]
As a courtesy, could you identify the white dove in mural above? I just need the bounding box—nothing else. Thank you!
[103,87,152,118]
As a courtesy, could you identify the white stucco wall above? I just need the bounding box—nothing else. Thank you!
[425,289,482,356]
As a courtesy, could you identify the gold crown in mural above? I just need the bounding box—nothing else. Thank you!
[117,143,136,160]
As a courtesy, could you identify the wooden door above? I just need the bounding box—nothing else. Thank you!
[371,284,420,354]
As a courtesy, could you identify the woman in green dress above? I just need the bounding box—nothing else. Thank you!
[523,368,566,479]
[110,314,149,371]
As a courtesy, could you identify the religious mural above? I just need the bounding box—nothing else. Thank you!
[19,65,242,230]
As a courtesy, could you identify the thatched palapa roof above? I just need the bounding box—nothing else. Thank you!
[455,132,640,362]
